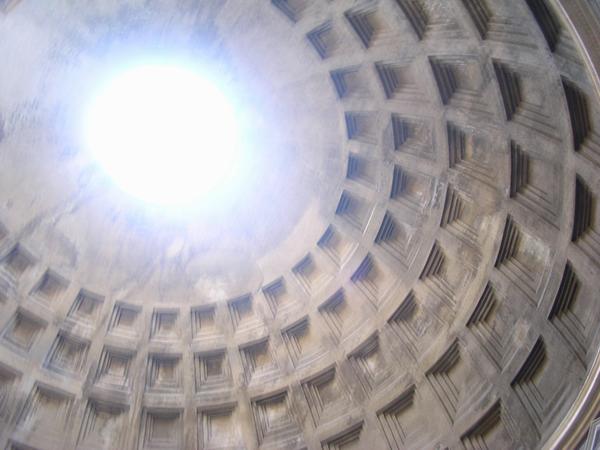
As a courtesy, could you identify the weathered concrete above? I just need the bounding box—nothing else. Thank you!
[0,0,598,449]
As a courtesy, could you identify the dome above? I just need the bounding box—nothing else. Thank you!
[0,0,599,449]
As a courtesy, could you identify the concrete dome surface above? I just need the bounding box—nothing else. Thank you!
[0,0,599,449]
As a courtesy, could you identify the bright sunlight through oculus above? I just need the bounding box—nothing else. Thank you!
[84,64,241,206]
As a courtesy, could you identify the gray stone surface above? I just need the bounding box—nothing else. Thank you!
[0,0,598,449]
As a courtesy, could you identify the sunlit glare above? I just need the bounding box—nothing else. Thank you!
[84,64,241,206]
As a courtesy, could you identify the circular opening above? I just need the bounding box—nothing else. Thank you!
[83,63,241,206]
